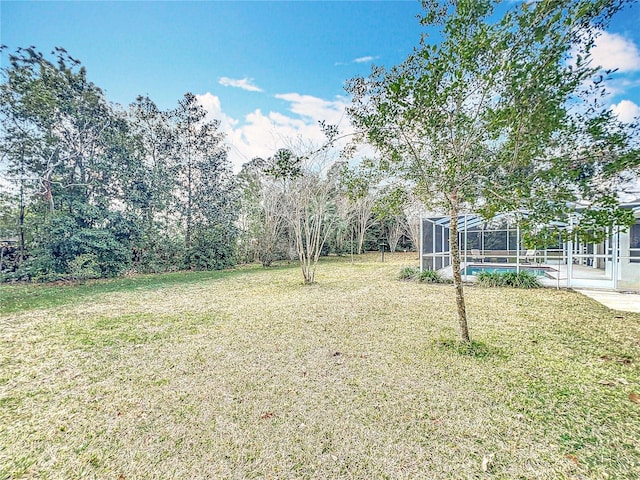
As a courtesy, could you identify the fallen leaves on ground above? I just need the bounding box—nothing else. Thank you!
[565,454,579,466]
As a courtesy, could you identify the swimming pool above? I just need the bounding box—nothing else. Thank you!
[463,265,555,277]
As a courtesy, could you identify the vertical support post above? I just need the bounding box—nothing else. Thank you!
[419,218,424,272]
[516,222,521,273]
[432,221,436,270]
[567,217,574,288]
[612,227,619,290]
[441,225,443,268]
[441,224,444,269]
[506,223,510,257]
[463,214,468,281]
[446,223,450,268]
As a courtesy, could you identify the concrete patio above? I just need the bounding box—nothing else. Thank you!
[438,262,640,313]
[576,289,640,313]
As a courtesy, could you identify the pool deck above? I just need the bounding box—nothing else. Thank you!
[438,262,640,313]
[575,289,640,313]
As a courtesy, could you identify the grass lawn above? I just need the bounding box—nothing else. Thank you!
[1,253,639,479]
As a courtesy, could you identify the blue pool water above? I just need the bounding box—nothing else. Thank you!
[464,265,554,277]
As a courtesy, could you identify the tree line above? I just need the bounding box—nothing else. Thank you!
[0,49,414,282]
[236,147,422,283]
[0,47,240,281]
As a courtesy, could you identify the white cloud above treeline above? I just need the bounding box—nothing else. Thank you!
[204,29,640,174]
[195,92,239,130]
[275,93,349,125]
[591,31,640,73]
[610,99,640,123]
[196,92,354,172]
[335,55,379,66]
[569,30,640,114]
[353,56,376,63]
[218,77,263,92]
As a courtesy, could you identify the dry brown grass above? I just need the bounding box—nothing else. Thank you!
[1,253,639,479]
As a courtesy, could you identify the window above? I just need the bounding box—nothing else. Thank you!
[423,220,434,254]
[631,223,640,248]
[484,230,507,250]
[630,223,640,263]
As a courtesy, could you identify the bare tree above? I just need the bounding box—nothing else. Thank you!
[330,191,352,256]
[386,217,405,253]
[351,193,377,254]
[267,144,338,284]
[403,194,425,254]
[237,157,289,267]
[337,162,379,255]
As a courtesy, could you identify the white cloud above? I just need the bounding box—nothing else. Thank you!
[353,55,376,63]
[195,92,238,131]
[195,92,359,173]
[275,93,350,125]
[218,77,263,92]
[610,99,640,123]
[335,55,379,66]
[226,97,349,171]
[591,31,640,73]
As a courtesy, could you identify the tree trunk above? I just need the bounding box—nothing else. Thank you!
[18,177,25,264]
[44,178,54,214]
[357,231,363,254]
[357,219,366,255]
[449,196,470,343]
[185,156,193,251]
[294,222,313,284]
[388,220,404,253]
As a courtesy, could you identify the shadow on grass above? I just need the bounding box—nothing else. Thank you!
[436,338,508,360]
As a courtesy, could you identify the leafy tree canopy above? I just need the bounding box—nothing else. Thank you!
[346,0,639,342]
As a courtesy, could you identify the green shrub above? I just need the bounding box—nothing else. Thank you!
[476,270,541,288]
[398,266,420,280]
[69,254,102,281]
[398,267,451,283]
[418,269,445,283]
[507,271,542,288]
[475,271,503,287]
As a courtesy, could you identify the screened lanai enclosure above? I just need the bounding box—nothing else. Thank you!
[420,204,640,292]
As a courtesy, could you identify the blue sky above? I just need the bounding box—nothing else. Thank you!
[2,1,639,171]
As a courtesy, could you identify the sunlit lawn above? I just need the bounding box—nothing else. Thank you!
[1,253,639,479]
